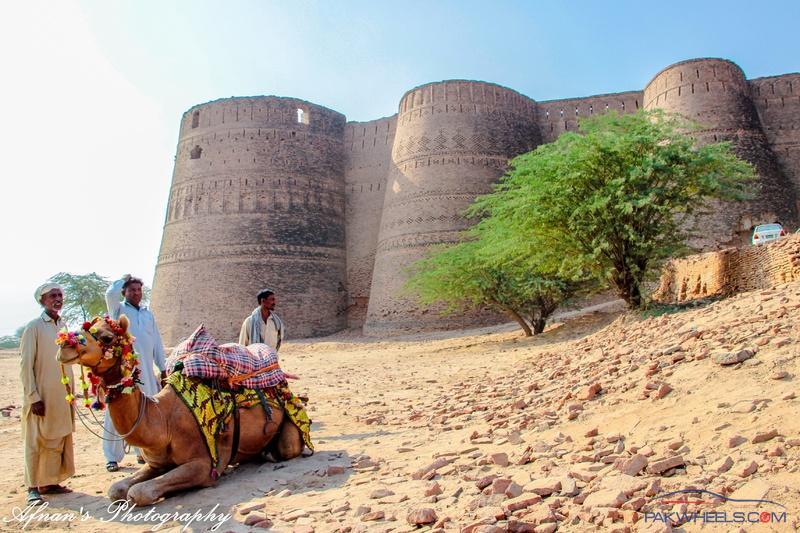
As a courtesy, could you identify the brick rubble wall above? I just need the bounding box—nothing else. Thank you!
[655,234,800,303]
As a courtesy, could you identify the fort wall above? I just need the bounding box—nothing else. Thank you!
[654,234,800,303]
[644,59,797,248]
[750,74,800,206]
[152,58,800,342]
[363,80,541,335]
[343,115,397,327]
[152,97,348,345]
[536,91,643,143]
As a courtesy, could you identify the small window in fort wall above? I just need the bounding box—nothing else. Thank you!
[190,145,202,159]
[297,108,309,125]
[192,110,199,128]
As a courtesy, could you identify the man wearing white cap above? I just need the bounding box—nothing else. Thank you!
[19,283,75,505]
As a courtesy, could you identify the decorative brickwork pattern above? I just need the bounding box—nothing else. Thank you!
[152,59,800,342]
[363,80,541,335]
[655,234,800,303]
[152,97,348,345]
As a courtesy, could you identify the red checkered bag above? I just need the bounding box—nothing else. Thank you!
[167,325,286,389]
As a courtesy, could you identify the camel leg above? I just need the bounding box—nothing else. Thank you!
[273,419,304,460]
[108,465,164,501]
[126,460,211,506]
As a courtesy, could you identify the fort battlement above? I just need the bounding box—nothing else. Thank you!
[152,59,800,344]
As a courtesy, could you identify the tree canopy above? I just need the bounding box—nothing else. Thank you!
[469,109,754,308]
[48,272,111,326]
[406,109,755,334]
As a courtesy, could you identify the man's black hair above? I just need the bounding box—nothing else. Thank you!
[122,276,144,290]
[257,289,274,303]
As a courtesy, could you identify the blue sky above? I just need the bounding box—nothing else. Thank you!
[1,0,798,334]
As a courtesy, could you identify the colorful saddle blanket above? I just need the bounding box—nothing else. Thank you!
[167,370,313,475]
[167,325,286,390]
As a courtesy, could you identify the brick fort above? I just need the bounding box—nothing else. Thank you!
[151,58,800,344]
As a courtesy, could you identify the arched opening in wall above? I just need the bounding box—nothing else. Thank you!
[297,108,310,125]
[192,110,199,128]
[190,145,202,159]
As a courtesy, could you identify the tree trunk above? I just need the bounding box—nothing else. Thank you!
[531,317,546,334]
[502,306,532,337]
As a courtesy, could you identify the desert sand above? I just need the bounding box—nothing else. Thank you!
[0,283,798,532]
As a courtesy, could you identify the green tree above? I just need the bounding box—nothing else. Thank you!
[0,335,20,349]
[405,233,589,336]
[470,110,754,308]
[48,272,110,326]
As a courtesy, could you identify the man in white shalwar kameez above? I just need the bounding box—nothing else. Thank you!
[20,283,75,505]
[102,275,166,471]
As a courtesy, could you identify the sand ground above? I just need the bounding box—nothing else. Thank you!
[0,286,797,532]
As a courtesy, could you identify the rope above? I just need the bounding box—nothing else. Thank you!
[74,389,148,442]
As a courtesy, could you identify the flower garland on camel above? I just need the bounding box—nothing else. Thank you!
[55,316,141,410]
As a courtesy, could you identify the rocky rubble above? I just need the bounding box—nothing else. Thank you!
[229,283,800,532]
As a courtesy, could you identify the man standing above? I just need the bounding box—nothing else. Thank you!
[20,283,75,505]
[238,288,285,351]
[102,275,167,471]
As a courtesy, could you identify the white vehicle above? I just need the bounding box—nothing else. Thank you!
[751,223,786,245]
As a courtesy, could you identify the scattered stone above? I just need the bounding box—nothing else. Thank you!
[614,454,648,476]
[476,475,498,490]
[600,474,648,496]
[425,482,443,497]
[713,349,754,365]
[326,465,345,476]
[369,488,394,499]
[577,383,602,401]
[361,510,385,522]
[283,509,309,521]
[770,371,789,380]
[240,502,266,515]
[560,477,579,496]
[767,445,785,457]
[736,459,758,478]
[524,477,562,496]
[505,482,524,499]
[654,383,672,399]
[752,429,779,444]
[710,456,733,474]
[407,508,437,525]
[244,513,267,526]
[582,489,627,509]
[411,457,450,480]
[490,452,509,467]
[502,494,543,513]
[732,401,756,413]
[727,435,747,448]
[646,455,685,475]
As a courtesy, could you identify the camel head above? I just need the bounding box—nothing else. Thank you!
[57,315,134,376]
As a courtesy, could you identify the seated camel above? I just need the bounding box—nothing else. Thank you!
[57,315,305,505]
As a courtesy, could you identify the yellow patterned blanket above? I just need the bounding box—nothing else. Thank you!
[167,371,313,475]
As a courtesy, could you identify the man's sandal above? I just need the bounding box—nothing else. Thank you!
[38,485,72,494]
[106,462,120,472]
[26,489,43,505]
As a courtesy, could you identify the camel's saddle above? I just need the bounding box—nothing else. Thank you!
[165,326,313,477]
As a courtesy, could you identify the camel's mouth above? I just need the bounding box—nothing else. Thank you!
[57,350,81,365]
